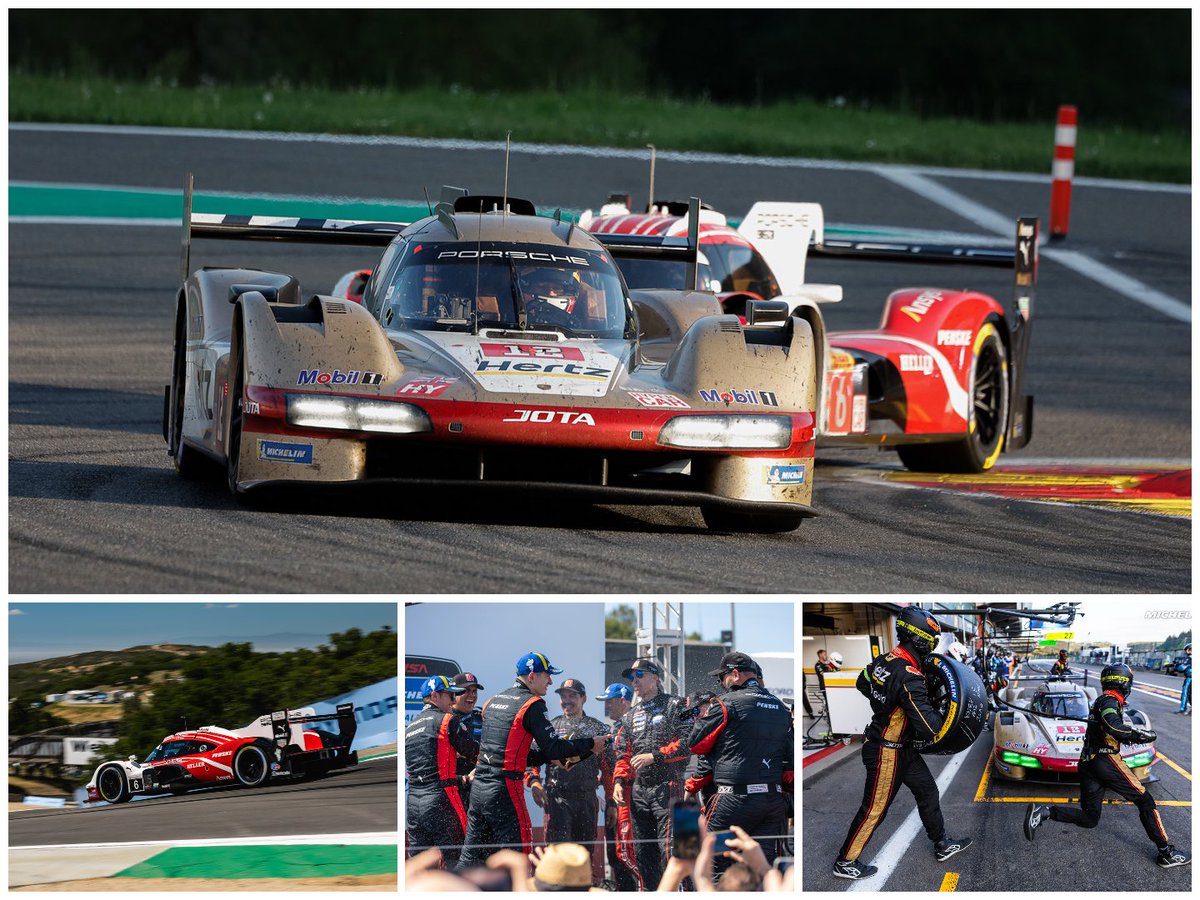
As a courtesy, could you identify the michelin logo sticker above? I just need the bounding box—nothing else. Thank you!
[766,464,805,485]
[258,440,313,464]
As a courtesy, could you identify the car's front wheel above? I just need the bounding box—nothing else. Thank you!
[233,744,270,788]
[96,765,130,804]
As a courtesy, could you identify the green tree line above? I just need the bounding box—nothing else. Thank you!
[9,10,1188,131]
[99,627,396,761]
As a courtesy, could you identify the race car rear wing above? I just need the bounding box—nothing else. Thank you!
[271,702,358,750]
[181,174,702,289]
[590,196,702,290]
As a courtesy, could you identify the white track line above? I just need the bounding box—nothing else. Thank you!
[9,122,1190,193]
[877,167,1190,324]
[15,831,398,851]
[846,750,972,891]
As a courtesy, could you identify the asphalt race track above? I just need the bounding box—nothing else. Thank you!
[8,756,397,846]
[8,126,1191,592]
[803,663,1192,890]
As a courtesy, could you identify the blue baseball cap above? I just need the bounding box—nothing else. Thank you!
[594,683,633,702]
[422,675,466,698]
[516,651,563,675]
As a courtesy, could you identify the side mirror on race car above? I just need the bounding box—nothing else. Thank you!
[911,654,989,756]
[127,755,139,763]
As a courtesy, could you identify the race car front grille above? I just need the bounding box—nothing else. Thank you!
[365,442,694,489]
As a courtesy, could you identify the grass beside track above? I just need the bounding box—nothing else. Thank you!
[10,73,1190,183]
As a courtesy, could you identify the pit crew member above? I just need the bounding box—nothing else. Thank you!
[450,672,485,807]
[596,682,639,892]
[612,658,690,888]
[1024,663,1190,869]
[455,652,606,871]
[1176,644,1191,715]
[833,607,973,880]
[406,675,478,869]
[1051,650,1073,679]
[524,678,611,853]
[688,651,794,882]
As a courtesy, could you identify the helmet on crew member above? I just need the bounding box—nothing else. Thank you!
[1100,663,1134,700]
[1058,649,1068,660]
[895,607,942,661]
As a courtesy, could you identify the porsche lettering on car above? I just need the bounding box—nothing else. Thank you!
[85,703,357,804]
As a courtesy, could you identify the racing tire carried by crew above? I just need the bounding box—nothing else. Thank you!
[167,294,206,479]
[232,743,270,788]
[898,322,1009,474]
[912,654,989,756]
[700,506,804,534]
[95,764,131,804]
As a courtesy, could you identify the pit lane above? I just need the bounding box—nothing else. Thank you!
[802,664,1192,890]
[8,756,397,847]
[8,126,1190,592]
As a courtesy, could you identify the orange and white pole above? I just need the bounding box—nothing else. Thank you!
[1049,105,1077,240]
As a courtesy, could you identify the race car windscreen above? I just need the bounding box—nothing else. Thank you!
[615,255,716,292]
[1031,693,1090,719]
[378,241,630,339]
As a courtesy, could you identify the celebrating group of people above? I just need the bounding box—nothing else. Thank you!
[405,648,793,890]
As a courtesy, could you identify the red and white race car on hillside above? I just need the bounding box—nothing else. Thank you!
[86,703,357,803]
[580,196,1038,473]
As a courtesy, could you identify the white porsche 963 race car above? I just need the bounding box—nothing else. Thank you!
[993,675,1155,781]
[86,703,357,803]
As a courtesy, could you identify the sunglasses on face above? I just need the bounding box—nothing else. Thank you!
[632,671,654,679]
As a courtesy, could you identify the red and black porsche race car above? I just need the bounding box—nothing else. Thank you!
[581,195,1038,473]
[86,703,358,804]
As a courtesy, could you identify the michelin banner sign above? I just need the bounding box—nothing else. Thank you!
[304,676,398,751]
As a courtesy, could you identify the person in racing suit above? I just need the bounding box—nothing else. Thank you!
[612,658,690,890]
[834,607,972,881]
[406,675,478,869]
[594,683,640,892]
[449,672,485,808]
[1176,644,1191,715]
[455,652,607,871]
[1051,650,1073,679]
[1024,664,1190,868]
[687,652,793,884]
[523,678,611,856]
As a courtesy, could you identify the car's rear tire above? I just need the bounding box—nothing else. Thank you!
[233,744,270,788]
[912,654,989,755]
[169,296,206,479]
[701,506,804,534]
[897,323,1009,474]
[96,765,130,804]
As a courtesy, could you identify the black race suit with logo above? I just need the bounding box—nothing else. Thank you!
[1048,690,1169,847]
[452,707,483,808]
[455,681,595,871]
[837,646,947,863]
[525,713,610,848]
[613,691,691,889]
[405,703,479,868]
[688,678,794,878]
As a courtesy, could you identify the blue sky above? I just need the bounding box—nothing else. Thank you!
[8,602,397,663]
[605,601,793,653]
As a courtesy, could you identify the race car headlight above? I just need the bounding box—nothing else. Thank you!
[286,395,432,434]
[657,415,792,450]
